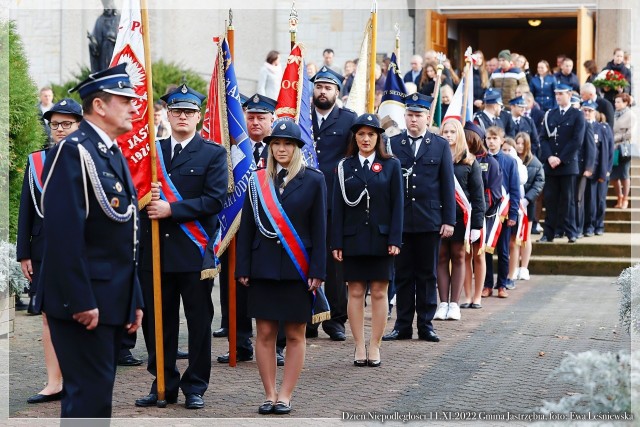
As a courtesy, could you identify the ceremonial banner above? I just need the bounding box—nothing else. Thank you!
[201,37,223,145]
[377,52,407,129]
[275,43,317,167]
[109,0,152,208]
[345,16,372,116]
[442,74,473,123]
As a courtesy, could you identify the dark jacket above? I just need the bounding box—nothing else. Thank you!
[592,121,615,181]
[578,122,597,175]
[602,60,632,103]
[236,168,327,281]
[404,69,422,86]
[539,106,587,176]
[554,71,580,92]
[523,155,545,204]
[490,150,521,222]
[529,74,557,111]
[472,67,487,109]
[453,155,485,230]
[474,110,515,138]
[331,155,403,256]
[514,115,541,155]
[595,96,615,128]
[475,152,503,216]
[16,149,48,262]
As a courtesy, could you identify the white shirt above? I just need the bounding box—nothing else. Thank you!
[276,163,289,185]
[171,134,195,158]
[358,152,376,168]
[315,107,335,127]
[85,119,117,150]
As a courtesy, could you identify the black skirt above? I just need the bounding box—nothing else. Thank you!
[247,279,312,323]
[343,256,394,281]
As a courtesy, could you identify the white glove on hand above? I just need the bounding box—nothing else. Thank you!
[470,229,481,243]
[522,199,529,209]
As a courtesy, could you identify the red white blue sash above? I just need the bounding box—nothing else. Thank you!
[156,142,209,257]
[453,176,472,253]
[253,169,310,281]
[29,151,47,193]
[515,199,529,245]
[484,186,510,254]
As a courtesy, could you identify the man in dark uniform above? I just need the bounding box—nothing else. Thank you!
[383,93,455,343]
[580,82,614,128]
[509,96,540,154]
[38,63,143,418]
[216,93,276,364]
[474,89,515,138]
[574,101,596,238]
[538,84,586,243]
[307,66,357,341]
[135,84,228,409]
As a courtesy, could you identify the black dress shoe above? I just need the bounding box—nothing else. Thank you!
[185,393,204,409]
[176,349,189,359]
[27,391,63,404]
[135,393,177,407]
[273,400,291,415]
[217,351,253,363]
[276,349,285,366]
[27,296,41,315]
[537,236,553,243]
[382,330,412,341]
[459,303,471,309]
[353,348,367,367]
[212,327,228,338]
[258,400,275,414]
[367,359,381,367]
[567,236,577,243]
[418,330,440,342]
[329,331,346,341]
[118,354,143,366]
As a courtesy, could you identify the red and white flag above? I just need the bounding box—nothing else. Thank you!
[110,0,152,207]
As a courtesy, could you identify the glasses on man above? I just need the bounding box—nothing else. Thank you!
[169,109,197,118]
[49,121,78,130]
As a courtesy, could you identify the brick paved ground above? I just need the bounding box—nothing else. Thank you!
[6,275,630,426]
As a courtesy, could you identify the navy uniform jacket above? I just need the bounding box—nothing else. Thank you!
[390,130,456,232]
[236,168,327,281]
[312,106,357,202]
[578,122,597,175]
[491,150,521,222]
[475,153,503,216]
[539,106,586,176]
[16,149,48,263]
[140,134,228,273]
[38,120,142,325]
[514,115,541,155]
[331,155,403,256]
[474,110,515,138]
[595,96,615,128]
[252,139,269,169]
[554,72,580,92]
[592,121,614,181]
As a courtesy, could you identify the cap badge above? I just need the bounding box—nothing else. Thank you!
[367,115,372,121]
[280,123,287,130]
[98,142,107,153]
[60,100,67,106]
[118,81,124,89]
[253,95,260,103]
[321,66,327,72]
[412,94,419,101]
[181,85,188,94]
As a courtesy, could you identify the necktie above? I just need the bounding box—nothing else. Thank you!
[275,169,288,192]
[171,143,182,168]
[319,116,324,128]
[109,144,119,156]
[409,136,420,156]
[363,159,370,172]
[491,117,497,126]
[253,142,263,164]
[560,109,565,117]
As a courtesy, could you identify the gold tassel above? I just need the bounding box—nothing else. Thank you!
[484,246,495,255]
[200,265,222,280]
[311,311,331,324]
[137,191,152,210]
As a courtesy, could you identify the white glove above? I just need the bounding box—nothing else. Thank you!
[522,199,529,209]
[470,229,481,243]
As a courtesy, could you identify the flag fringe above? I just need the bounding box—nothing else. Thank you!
[215,211,243,257]
[137,191,152,210]
[200,265,222,280]
[217,41,234,194]
[311,311,331,324]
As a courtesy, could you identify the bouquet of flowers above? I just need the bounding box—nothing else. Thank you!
[593,69,629,91]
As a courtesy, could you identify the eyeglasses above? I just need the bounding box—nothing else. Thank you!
[49,121,78,130]
[169,109,197,118]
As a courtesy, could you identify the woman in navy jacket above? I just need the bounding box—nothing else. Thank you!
[236,120,327,415]
[331,114,403,367]
[529,60,557,111]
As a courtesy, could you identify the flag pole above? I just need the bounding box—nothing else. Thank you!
[289,1,298,50]
[394,23,400,63]
[428,52,446,128]
[366,1,377,113]
[226,9,238,368]
[461,47,472,123]
[140,0,167,408]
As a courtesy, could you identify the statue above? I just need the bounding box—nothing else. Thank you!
[88,0,120,73]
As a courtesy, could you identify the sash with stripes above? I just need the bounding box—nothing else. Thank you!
[484,186,510,254]
[156,142,209,257]
[453,176,472,253]
[515,200,529,246]
[29,150,47,193]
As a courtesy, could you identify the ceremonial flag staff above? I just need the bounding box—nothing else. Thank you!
[366,0,378,114]
[394,23,400,62]
[289,1,298,49]
[461,47,473,123]
[428,52,446,128]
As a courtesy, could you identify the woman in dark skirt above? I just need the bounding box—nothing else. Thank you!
[435,119,485,321]
[236,120,327,415]
[331,114,403,367]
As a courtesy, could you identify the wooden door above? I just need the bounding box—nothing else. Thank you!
[576,6,594,83]
[426,10,447,55]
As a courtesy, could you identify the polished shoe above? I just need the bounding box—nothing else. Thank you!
[433,302,449,320]
[382,329,412,341]
[212,327,228,338]
[27,391,63,404]
[305,328,319,338]
[258,400,275,414]
[353,348,367,367]
[519,267,530,281]
[594,230,604,236]
[176,349,189,360]
[537,236,552,243]
[329,331,346,341]
[583,231,594,237]
[185,393,204,409]
[276,348,285,366]
[273,400,291,415]
[118,354,143,366]
[497,288,509,298]
[135,393,177,407]
[504,279,516,290]
[481,287,493,297]
[27,296,41,315]
[470,303,482,309]
[567,236,577,243]
[459,302,471,309]
[217,351,253,363]
[554,232,564,239]
[367,358,381,367]
[418,330,440,342]
[446,302,461,320]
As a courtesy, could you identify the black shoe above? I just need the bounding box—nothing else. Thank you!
[273,400,291,415]
[305,328,318,338]
[27,391,63,404]
[276,348,285,366]
[135,393,177,407]
[353,348,367,367]
[554,232,564,239]
[27,296,41,315]
[217,351,253,363]
[212,327,228,338]
[459,303,471,309]
[185,393,204,409]
[583,231,594,237]
[567,236,577,243]
[594,230,604,236]
[118,354,143,366]
[382,330,412,341]
[258,400,275,414]
[367,359,381,367]
[537,236,553,243]
[418,330,440,342]
[176,349,189,360]
[329,331,346,341]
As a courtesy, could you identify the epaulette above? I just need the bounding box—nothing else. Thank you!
[341,107,357,116]
[306,165,324,174]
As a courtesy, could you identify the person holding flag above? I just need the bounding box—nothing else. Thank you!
[236,120,327,415]
[135,84,228,410]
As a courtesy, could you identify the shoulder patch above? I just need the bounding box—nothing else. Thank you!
[341,107,357,116]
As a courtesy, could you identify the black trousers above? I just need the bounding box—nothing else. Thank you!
[543,174,577,240]
[574,175,588,235]
[595,178,609,233]
[48,316,123,418]
[485,223,512,288]
[141,271,213,398]
[217,251,253,353]
[307,213,347,336]
[393,232,440,334]
[582,177,598,233]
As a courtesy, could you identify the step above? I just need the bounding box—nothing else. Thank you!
[600,220,639,233]
[608,185,640,196]
[538,207,637,221]
[525,255,639,276]
[607,196,638,208]
[633,177,640,186]
[531,232,637,258]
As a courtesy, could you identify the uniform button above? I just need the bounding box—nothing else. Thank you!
[412,185,416,189]
[276,240,281,245]
[190,169,194,173]
[63,303,68,308]
[365,222,369,225]
[165,234,170,238]
[317,150,321,154]
[317,137,321,141]
[412,198,416,201]
[412,174,416,177]
[413,162,416,165]
[168,173,172,177]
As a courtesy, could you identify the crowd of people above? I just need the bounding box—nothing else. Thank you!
[16,45,634,419]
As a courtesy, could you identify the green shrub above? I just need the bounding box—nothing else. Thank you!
[150,59,208,107]
[8,21,46,243]
[50,66,90,103]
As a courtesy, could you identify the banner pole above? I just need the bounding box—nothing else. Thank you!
[366,1,377,114]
